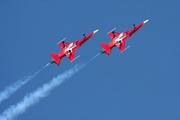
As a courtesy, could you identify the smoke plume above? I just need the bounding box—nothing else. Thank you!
[0,63,85,120]
[0,63,49,104]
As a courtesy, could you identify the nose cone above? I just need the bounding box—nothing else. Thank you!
[143,19,149,24]
[93,29,99,34]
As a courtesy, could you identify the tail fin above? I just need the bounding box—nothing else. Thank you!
[100,43,112,55]
[50,53,62,66]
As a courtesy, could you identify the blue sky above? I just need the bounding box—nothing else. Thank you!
[0,0,180,120]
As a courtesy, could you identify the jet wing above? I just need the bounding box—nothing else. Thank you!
[108,31,120,40]
[115,35,128,51]
[119,41,125,51]
[58,41,70,49]
[116,40,125,52]
[65,50,75,61]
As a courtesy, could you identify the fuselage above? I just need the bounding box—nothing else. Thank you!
[107,21,146,49]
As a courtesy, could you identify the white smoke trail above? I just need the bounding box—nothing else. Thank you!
[0,63,49,104]
[0,63,86,120]
[91,53,101,61]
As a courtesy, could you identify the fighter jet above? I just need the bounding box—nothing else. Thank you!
[50,29,99,66]
[100,19,148,55]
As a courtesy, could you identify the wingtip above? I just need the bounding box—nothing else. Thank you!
[107,27,117,34]
[57,37,67,45]
[143,19,149,24]
[70,55,80,63]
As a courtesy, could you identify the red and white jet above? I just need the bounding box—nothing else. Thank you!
[100,19,148,55]
[50,29,99,66]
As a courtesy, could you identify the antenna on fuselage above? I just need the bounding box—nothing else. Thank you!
[83,34,86,38]
[133,24,136,28]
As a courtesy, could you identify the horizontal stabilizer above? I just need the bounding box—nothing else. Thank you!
[55,58,60,65]
[101,43,109,49]
[50,53,62,66]
[50,53,58,58]
[100,43,112,55]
